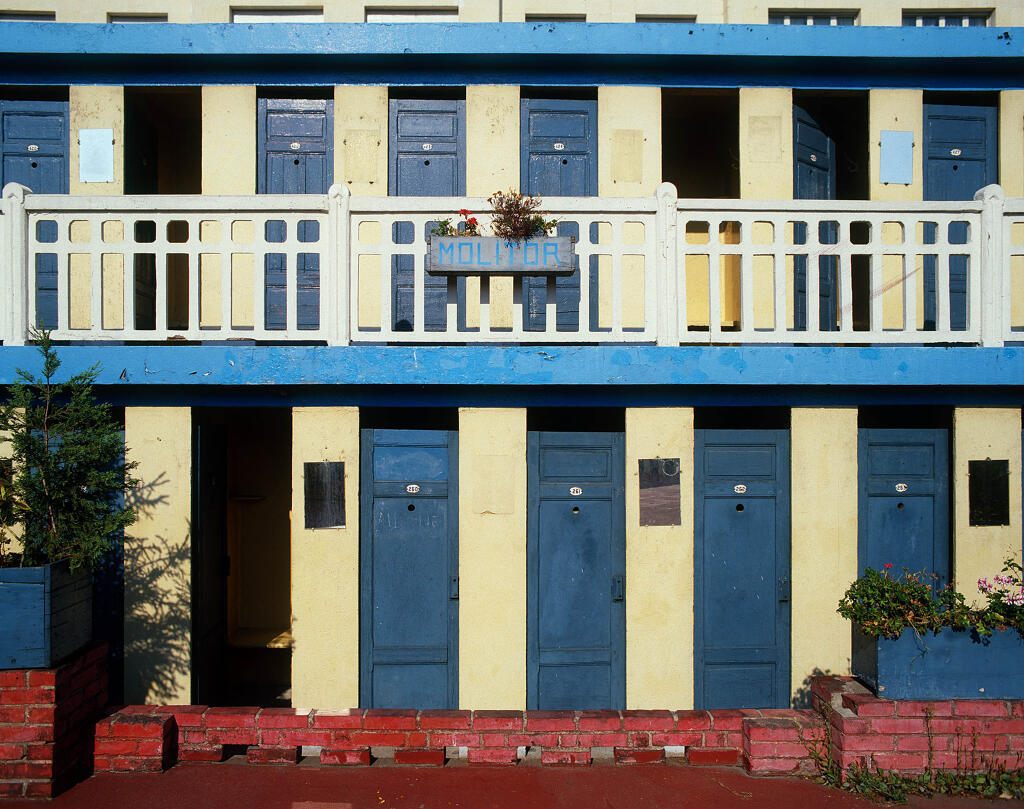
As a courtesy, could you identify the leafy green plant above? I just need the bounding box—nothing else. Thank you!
[430,208,480,237]
[0,329,138,571]
[487,190,559,242]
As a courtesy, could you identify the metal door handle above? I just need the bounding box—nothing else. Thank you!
[778,577,791,603]
[612,574,625,602]
[449,576,459,600]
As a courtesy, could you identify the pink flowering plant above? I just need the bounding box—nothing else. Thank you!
[838,558,1024,640]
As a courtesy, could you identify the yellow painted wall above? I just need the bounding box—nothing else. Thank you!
[291,407,360,709]
[790,408,858,703]
[625,407,694,708]
[1000,92,1024,198]
[201,85,256,194]
[598,86,661,197]
[458,407,527,709]
[869,90,923,203]
[334,86,389,197]
[953,409,1023,605]
[69,86,124,196]
[739,87,792,200]
[123,407,192,704]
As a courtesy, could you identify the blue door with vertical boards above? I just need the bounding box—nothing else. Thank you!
[257,98,333,332]
[694,430,791,709]
[389,99,466,333]
[0,100,69,329]
[859,429,950,581]
[359,429,459,708]
[521,99,597,332]
[923,103,997,332]
[793,104,838,332]
[527,431,625,710]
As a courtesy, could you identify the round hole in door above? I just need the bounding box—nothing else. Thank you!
[897,502,904,510]
[30,161,37,169]
[562,159,568,165]
[953,165,959,171]
[736,503,744,512]
[424,159,430,166]
[408,503,415,511]
[572,506,580,514]
[293,159,300,166]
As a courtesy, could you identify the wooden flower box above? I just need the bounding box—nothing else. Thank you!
[425,236,575,276]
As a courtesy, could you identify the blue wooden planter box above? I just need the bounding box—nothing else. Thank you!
[852,624,1024,700]
[426,236,575,276]
[0,560,92,669]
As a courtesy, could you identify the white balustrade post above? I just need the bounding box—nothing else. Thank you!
[327,184,351,346]
[2,183,29,346]
[655,182,680,347]
[975,184,1005,348]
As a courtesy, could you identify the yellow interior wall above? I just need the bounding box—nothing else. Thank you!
[466,85,520,330]
[999,91,1024,198]
[739,87,792,200]
[625,407,694,709]
[458,407,527,709]
[953,408,1023,605]
[291,406,360,709]
[201,85,256,194]
[123,407,192,704]
[334,85,388,197]
[790,408,858,703]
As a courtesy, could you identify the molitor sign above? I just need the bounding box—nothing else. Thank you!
[426,236,575,276]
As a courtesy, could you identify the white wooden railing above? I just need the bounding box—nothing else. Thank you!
[1,181,1019,347]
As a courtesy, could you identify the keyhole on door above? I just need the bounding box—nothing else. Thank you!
[408,503,416,511]
[953,165,959,171]
[897,502,904,510]
[424,159,430,166]
[572,506,580,514]
[30,161,37,169]
[562,159,568,165]
[736,503,744,512]
[293,159,300,166]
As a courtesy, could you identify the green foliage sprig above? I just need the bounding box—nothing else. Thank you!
[487,190,559,242]
[0,329,138,571]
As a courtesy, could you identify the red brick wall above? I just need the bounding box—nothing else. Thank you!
[0,643,108,799]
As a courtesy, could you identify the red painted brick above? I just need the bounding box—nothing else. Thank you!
[93,757,112,771]
[363,709,418,730]
[205,707,259,728]
[183,729,209,744]
[896,734,949,752]
[986,719,1024,733]
[155,705,207,728]
[952,700,1009,717]
[929,719,987,734]
[26,706,54,724]
[95,739,138,756]
[614,748,664,764]
[206,728,258,746]
[473,711,523,731]
[0,761,52,779]
[258,729,331,747]
[481,733,512,747]
[0,782,26,798]
[321,748,371,766]
[26,743,54,761]
[828,712,871,735]
[246,746,299,765]
[1,687,54,705]
[841,694,894,717]
[0,706,26,724]
[709,710,758,731]
[871,752,929,772]
[24,781,52,798]
[700,731,737,748]
[771,741,815,758]
[746,756,804,774]
[178,745,224,762]
[0,672,26,689]
[651,732,702,747]
[0,743,25,759]
[257,709,312,729]
[572,733,628,748]
[542,750,591,766]
[525,711,576,732]
[313,710,363,729]
[578,711,621,731]
[687,748,741,766]
[841,734,894,752]
[26,671,56,688]
[622,710,674,731]
[629,732,651,747]
[509,733,558,748]
[896,700,953,717]
[744,719,800,742]
[348,732,409,747]
[427,732,481,748]
[135,739,168,757]
[467,748,517,765]
[406,733,428,747]
[0,726,48,744]
[869,717,927,734]
[110,716,171,737]
[419,710,472,730]
[676,711,712,731]
[394,749,445,766]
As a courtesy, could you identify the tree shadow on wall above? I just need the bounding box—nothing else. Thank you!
[793,666,835,709]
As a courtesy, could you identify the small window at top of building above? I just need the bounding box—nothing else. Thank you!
[636,14,698,22]
[365,8,458,21]
[230,7,324,22]
[902,10,990,26]
[0,11,55,20]
[525,14,587,21]
[768,9,858,24]
[108,13,169,22]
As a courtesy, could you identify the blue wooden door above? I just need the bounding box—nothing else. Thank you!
[389,99,466,333]
[359,429,458,708]
[0,100,69,329]
[793,104,838,332]
[527,431,625,710]
[694,430,791,709]
[520,99,597,332]
[859,429,950,581]
[923,103,997,332]
[257,98,333,332]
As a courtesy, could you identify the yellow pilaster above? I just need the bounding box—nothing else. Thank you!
[598,86,662,197]
[69,86,124,195]
[869,89,923,203]
[334,86,389,197]
[201,85,256,194]
[291,407,360,708]
[739,87,793,200]
[1000,92,1024,198]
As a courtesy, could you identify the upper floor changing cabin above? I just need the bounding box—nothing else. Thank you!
[0,0,1022,718]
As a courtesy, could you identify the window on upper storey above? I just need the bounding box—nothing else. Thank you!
[768,10,858,24]
[0,11,55,20]
[525,14,587,21]
[365,8,458,21]
[902,10,990,26]
[230,7,324,22]
[636,14,698,22]
[108,13,169,22]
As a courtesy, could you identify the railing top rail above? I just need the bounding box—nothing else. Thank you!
[22,193,330,214]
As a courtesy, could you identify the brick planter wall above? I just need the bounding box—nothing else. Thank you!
[0,643,108,799]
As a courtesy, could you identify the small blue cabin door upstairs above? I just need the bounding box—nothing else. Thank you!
[694,430,791,709]
[520,99,597,332]
[859,429,950,582]
[388,99,466,332]
[793,104,838,332]
[257,98,333,332]
[527,431,625,710]
[0,100,69,330]
[359,429,459,709]
[923,103,997,332]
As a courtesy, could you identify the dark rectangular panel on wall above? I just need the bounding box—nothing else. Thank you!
[638,458,681,526]
[968,459,1009,527]
[304,461,345,529]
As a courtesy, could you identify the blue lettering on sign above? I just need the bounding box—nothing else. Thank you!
[506,242,517,264]
[458,242,473,264]
[543,242,558,266]
[439,242,455,264]
[475,242,492,266]
[524,242,539,266]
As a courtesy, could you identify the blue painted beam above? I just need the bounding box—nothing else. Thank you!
[0,22,1021,89]
[0,345,1020,389]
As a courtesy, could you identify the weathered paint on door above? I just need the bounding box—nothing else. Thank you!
[923,103,997,332]
[0,100,69,329]
[859,429,950,582]
[694,430,791,709]
[359,429,459,709]
[520,99,597,332]
[793,104,838,332]
[389,99,466,333]
[527,431,625,710]
[257,98,333,331]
